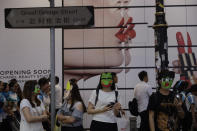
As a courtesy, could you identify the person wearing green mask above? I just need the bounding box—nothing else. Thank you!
[20,80,48,131]
[148,70,185,131]
[87,72,122,131]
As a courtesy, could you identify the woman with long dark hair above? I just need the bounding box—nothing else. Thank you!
[87,72,122,131]
[57,79,86,131]
[19,80,48,131]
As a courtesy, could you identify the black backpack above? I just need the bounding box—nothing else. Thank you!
[128,98,139,116]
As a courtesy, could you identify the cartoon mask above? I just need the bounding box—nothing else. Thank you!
[34,85,40,94]
[161,77,173,89]
[101,72,113,88]
[64,80,72,99]
[66,80,71,91]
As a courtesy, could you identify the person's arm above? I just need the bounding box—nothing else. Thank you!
[174,98,185,119]
[57,114,75,124]
[149,110,155,131]
[87,102,112,114]
[191,104,197,128]
[113,102,121,116]
[4,102,14,116]
[22,107,48,123]
[58,102,83,124]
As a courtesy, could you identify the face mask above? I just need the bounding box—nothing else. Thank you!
[66,80,71,91]
[64,81,72,99]
[161,77,173,89]
[101,73,113,88]
[34,85,40,94]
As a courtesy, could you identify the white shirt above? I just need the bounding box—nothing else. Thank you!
[20,99,45,131]
[134,81,152,113]
[43,94,50,112]
[55,84,62,109]
[89,90,118,123]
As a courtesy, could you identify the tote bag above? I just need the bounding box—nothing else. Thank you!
[116,115,130,131]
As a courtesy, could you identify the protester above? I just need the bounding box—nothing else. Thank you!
[2,82,15,131]
[148,70,184,131]
[87,72,122,131]
[9,79,21,120]
[38,77,50,102]
[20,80,48,131]
[134,71,152,131]
[57,79,86,131]
[55,76,62,113]
[173,80,195,131]
[3,79,21,131]
[38,77,51,131]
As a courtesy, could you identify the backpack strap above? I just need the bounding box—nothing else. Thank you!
[94,88,99,106]
[115,87,118,103]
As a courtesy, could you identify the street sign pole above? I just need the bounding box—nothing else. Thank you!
[4,4,94,131]
[49,0,56,131]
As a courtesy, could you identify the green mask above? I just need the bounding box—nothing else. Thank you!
[66,81,71,91]
[34,85,40,94]
[161,77,173,89]
[101,73,113,88]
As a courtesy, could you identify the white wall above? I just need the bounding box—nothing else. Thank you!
[0,0,62,88]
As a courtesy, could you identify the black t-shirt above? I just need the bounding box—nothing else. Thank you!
[148,91,179,131]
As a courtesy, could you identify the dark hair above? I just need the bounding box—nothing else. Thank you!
[111,72,117,78]
[17,84,23,102]
[158,70,175,80]
[8,79,18,92]
[157,70,175,87]
[38,77,49,88]
[69,79,86,112]
[0,81,3,91]
[3,83,9,91]
[8,79,17,88]
[55,76,59,85]
[111,72,117,81]
[138,71,147,81]
[23,80,41,107]
[70,78,77,84]
[95,72,115,105]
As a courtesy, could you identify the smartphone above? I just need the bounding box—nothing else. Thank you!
[107,102,115,107]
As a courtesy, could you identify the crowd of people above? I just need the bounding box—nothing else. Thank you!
[0,70,197,131]
[134,70,197,131]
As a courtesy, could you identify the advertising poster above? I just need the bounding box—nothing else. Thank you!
[63,0,197,128]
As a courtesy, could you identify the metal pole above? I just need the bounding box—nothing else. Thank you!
[49,0,55,131]
[154,0,169,71]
